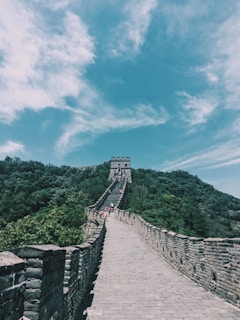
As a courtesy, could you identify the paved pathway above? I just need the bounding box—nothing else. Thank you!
[86,216,240,320]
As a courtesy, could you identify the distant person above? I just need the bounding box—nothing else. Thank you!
[104,207,108,218]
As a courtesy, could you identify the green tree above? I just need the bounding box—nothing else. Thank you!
[0,191,88,251]
[126,168,240,237]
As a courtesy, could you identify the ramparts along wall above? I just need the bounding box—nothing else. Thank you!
[1,168,240,319]
[0,177,122,320]
[115,209,240,308]
[0,210,105,320]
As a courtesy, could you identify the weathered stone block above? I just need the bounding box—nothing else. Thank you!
[25,289,41,300]
[24,310,39,320]
[26,279,42,289]
[0,251,25,276]
[26,267,43,279]
[26,258,43,268]
[24,300,40,312]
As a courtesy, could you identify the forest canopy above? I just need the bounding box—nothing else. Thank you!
[0,157,110,251]
[126,168,240,238]
[1,157,240,251]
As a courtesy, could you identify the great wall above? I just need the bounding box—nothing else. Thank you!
[0,157,239,319]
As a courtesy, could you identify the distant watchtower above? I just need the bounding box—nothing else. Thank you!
[108,157,132,183]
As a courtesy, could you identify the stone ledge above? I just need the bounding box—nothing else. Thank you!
[14,244,66,259]
[0,251,25,275]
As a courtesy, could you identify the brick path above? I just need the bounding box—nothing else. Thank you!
[86,216,240,320]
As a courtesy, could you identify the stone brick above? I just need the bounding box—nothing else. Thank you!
[115,209,240,309]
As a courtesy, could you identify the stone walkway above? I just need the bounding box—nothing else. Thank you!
[86,216,240,320]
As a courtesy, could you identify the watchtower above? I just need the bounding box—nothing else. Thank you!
[108,157,132,183]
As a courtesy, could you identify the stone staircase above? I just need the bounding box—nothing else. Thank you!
[98,179,125,211]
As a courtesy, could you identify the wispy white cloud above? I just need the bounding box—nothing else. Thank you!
[0,140,25,158]
[195,64,219,84]
[176,91,218,126]
[160,0,209,39]
[56,104,168,155]
[231,118,240,135]
[161,138,240,172]
[0,1,95,123]
[110,0,158,57]
[0,0,169,159]
[214,116,240,141]
[45,0,74,10]
[196,2,240,110]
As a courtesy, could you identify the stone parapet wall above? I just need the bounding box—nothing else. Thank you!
[14,244,66,320]
[87,179,117,212]
[115,209,240,308]
[115,179,128,209]
[63,224,105,320]
[0,252,26,320]
[0,214,106,320]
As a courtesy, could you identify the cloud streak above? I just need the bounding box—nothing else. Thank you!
[0,1,95,123]
[177,91,218,126]
[195,2,240,110]
[56,104,168,155]
[0,141,25,158]
[0,0,166,160]
[110,0,158,57]
[161,138,240,172]
[46,0,74,10]
[160,0,209,39]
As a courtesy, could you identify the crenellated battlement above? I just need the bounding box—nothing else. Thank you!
[115,209,240,309]
[0,215,106,320]
[1,159,239,320]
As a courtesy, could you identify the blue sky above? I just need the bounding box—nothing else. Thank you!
[1,0,240,198]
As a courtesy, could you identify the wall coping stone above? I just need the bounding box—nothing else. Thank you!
[167,231,177,236]
[161,229,168,233]
[0,251,25,274]
[88,238,97,245]
[74,243,91,250]
[64,246,79,252]
[177,234,189,240]
[14,244,66,258]
[188,237,204,242]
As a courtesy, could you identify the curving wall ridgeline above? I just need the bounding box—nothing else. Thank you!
[115,209,240,309]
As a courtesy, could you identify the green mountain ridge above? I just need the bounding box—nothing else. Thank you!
[126,168,240,238]
[0,158,239,251]
[0,157,110,251]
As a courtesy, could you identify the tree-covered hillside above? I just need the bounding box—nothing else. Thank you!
[1,158,240,251]
[0,157,110,251]
[126,169,240,238]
